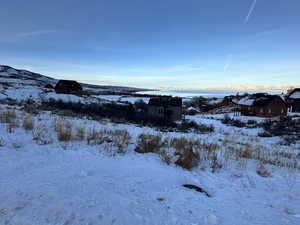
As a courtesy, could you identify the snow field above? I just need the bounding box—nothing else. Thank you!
[0,106,299,225]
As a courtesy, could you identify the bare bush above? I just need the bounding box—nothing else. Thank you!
[177,120,214,133]
[32,123,53,145]
[109,129,131,153]
[135,133,166,153]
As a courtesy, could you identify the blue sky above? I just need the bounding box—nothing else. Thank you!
[0,0,299,89]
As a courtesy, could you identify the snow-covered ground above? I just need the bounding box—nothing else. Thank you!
[0,106,299,225]
[0,84,150,105]
[2,146,300,225]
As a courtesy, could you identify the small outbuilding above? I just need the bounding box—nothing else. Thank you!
[55,80,82,94]
[286,88,300,112]
[148,97,182,121]
[236,93,287,117]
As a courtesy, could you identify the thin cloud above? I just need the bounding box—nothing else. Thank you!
[165,64,203,73]
[245,0,257,23]
[16,30,57,38]
[248,28,284,39]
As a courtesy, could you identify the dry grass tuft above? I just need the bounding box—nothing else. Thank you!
[54,118,72,142]
[75,126,85,141]
[158,151,172,165]
[109,129,131,153]
[22,114,34,131]
[0,109,17,124]
[0,109,19,133]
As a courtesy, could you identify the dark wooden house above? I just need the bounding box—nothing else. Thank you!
[148,97,182,121]
[236,93,287,117]
[44,84,54,89]
[55,80,82,94]
[286,88,300,112]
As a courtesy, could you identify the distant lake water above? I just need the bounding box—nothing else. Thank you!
[138,90,283,98]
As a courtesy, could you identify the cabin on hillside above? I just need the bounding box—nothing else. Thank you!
[55,80,82,94]
[286,88,300,112]
[235,93,287,117]
[148,97,182,121]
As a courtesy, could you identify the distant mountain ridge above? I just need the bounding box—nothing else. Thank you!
[0,65,148,92]
[159,85,300,92]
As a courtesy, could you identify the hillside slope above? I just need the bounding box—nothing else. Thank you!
[0,65,147,92]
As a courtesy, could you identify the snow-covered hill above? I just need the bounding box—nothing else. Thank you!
[0,65,148,92]
[0,65,57,86]
[0,65,150,104]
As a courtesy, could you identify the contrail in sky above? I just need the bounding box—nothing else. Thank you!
[245,0,257,23]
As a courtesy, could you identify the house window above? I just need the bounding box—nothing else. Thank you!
[268,109,271,114]
[260,109,263,113]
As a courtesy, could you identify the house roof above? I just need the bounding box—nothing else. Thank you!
[236,93,286,107]
[288,88,300,99]
[148,97,182,107]
[55,80,82,90]
[187,106,200,112]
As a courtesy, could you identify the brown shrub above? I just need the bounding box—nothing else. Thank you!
[169,137,199,170]
[135,134,166,153]
[170,137,220,170]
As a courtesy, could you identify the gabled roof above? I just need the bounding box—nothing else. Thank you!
[236,93,286,107]
[288,88,300,99]
[148,97,182,107]
[187,106,200,112]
